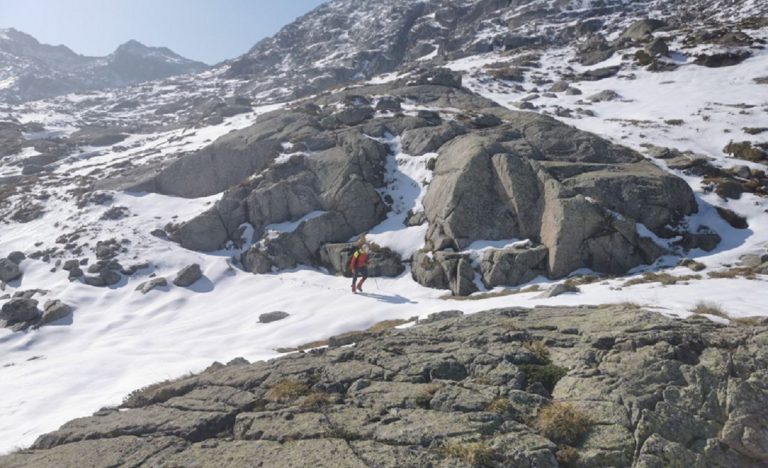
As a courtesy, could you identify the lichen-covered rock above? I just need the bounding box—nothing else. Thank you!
[7,305,768,467]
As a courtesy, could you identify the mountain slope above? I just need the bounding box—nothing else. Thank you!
[223,0,768,101]
[0,28,209,102]
[0,0,767,458]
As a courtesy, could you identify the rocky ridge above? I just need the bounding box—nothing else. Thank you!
[3,305,767,467]
[0,28,209,103]
[225,0,768,102]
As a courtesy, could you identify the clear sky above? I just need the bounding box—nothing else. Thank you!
[0,0,327,65]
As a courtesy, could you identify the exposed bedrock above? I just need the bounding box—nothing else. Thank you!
[6,306,768,467]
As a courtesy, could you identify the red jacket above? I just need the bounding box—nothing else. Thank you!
[350,250,368,270]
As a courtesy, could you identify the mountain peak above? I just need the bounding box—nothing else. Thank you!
[0,27,39,44]
[115,39,150,52]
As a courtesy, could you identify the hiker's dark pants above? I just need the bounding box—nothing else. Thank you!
[352,266,368,286]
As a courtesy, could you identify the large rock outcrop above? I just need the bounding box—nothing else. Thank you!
[5,305,768,467]
[421,112,695,280]
[114,80,700,291]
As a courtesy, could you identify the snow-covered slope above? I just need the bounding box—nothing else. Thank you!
[0,0,767,454]
[0,28,209,103]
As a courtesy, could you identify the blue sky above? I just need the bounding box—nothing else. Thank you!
[0,0,327,64]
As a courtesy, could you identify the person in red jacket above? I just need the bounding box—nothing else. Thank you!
[350,243,369,293]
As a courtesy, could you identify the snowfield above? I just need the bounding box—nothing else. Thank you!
[1,18,768,457]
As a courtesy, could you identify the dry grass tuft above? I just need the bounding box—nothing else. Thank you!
[690,301,728,319]
[122,373,195,408]
[724,141,767,162]
[277,318,415,353]
[367,319,410,334]
[623,272,701,287]
[556,445,580,465]
[523,340,550,362]
[731,316,768,327]
[486,398,512,414]
[275,338,330,354]
[707,267,757,280]
[299,390,332,410]
[442,440,498,466]
[445,284,541,301]
[265,379,310,403]
[564,275,602,288]
[678,258,706,272]
[413,384,442,409]
[535,402,593,445]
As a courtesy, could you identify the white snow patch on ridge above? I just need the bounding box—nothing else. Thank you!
[0,76,15,89]
[363,133,433,258]
[266,211,327,234]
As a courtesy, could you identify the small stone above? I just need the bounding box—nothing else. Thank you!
[7,252,25,264]
[740,254,763,268]
[13,289,46,299]
[732,165,752,179]
[41,300,73,325]
[259,311,290,323]
[0,258,22,283]
[100,206,129,221]
[173,264,203,287]
[68,267,84,280]
[549,81,570,92]
[83,275,106,287]
[588,90,620,102]
[135,277,168,294]
[150,229,169,240]
[100,270,121,286]
[1,298,40,325]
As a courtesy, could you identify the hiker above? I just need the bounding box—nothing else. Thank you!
[350,243,369,293]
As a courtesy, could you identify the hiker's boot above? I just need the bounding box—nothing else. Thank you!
[357,279,365,292]
[351,283,357,293]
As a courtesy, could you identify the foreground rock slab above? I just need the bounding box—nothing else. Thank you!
[3,305,768,467]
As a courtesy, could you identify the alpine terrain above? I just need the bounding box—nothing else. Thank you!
[0,0,767,466]
[0,28,209,103]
